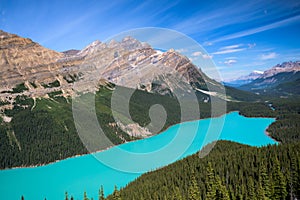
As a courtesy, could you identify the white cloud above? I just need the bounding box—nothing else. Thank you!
[192,51,202,56]
[220,44,242,50]
[212,48,246,55]
[212,44,246,55]
[212,14,300,43]
[191,51,213,59]
[203,41,213,46]
[224,59,237,65]
[202,54,213,59]
[225,57,237,59]
[247,43,256,49]
[260,52,278,60]
[176,48,188,53]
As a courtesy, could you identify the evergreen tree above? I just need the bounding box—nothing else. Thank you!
[188,171,201,200]
[247,177,256,200]
[99,186,105,200]
[206,162,216,200]
[215,175,230,200]
[256,180,267,200]
[173,187,183,200]
[65,192,69,200]
[272,157,287,200]
[112,185,121,200]
[84,191,89,200]
[290,153,299,199]
[260,162,271,199]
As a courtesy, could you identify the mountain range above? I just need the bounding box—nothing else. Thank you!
[0,30,216,101]
[1,29,260,108]
[238,61,300,95]
[224,70,263,87]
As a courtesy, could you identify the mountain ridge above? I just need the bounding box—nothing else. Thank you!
[0,30,224,103]
[239,61,300,95]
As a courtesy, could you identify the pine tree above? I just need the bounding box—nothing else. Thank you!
[113,185,121,200]
[260,162,271,199]
[188,171,201,200]
[247,177,256,200]
[256,180,266,200]
[65,192,69,200]
[272,157,287,200]
[99,186,105,200]
[215,175,230,200]
[206,162,216,200]
[173,187,183,200]
[84,191,89,200]
[290,154,298,199]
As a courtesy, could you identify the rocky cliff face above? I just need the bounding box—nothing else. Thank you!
[0,30,84,103]
[0,30,216,103]
[0,30,64,88]
[0,30,220,139]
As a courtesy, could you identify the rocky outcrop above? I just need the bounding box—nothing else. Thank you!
[0,30,216,102]
[0,30,64,88]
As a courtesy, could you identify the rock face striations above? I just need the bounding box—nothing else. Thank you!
[0,30,217,102]
[0,30,64,88]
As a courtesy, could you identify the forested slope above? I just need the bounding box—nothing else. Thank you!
[106,141,300,200]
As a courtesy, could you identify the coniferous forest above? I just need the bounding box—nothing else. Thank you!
[21,141,299,200]
[1,85,300,200]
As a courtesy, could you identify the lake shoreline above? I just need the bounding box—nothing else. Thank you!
[1,110,277,171]
[0,111,278,200]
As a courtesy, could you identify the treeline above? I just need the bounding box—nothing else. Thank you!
[227,98,300,143]
[29,141,300,200]
[107,141,300,200]
[0,85,184,169]
[1,83,300,169]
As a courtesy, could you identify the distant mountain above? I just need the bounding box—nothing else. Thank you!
[239,61,300,95]
[224,70,263,87]
[62,49,80,56]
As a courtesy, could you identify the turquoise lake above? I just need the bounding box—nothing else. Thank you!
[0,112,277,200]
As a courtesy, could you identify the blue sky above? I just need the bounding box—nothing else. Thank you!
[0,0,300,80]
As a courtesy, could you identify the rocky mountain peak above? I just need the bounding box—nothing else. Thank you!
[0,30,219,103]
[251,70,263,75]
[120,36,150,50]
[78,40,103,56]
[108,39,118,48]
[0,30,35,49]
[261,61,300,78]
[0,30,13,39]
[62,49,80,57]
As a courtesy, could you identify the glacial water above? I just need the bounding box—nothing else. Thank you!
[0,112,277,200]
